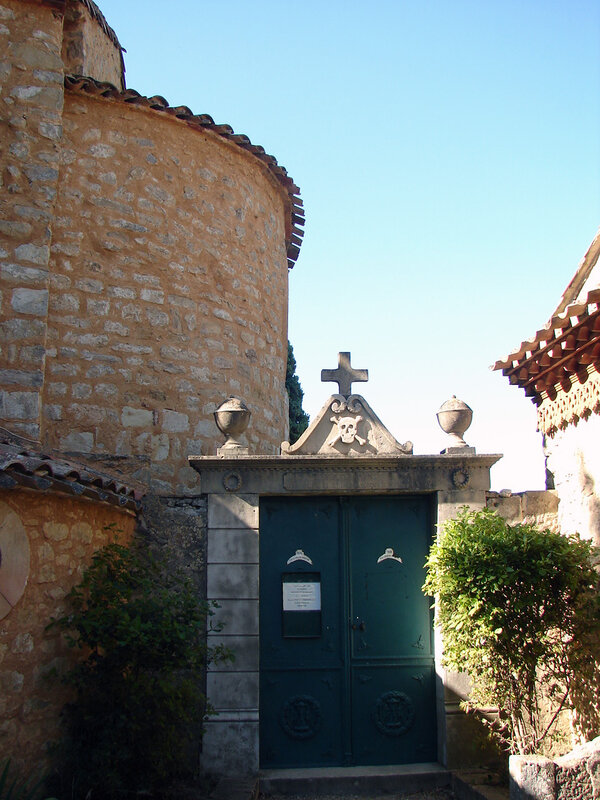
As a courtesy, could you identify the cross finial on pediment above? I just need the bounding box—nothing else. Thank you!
[321,352,368,397]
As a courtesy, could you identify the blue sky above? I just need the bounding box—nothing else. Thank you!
[97,0,600,489]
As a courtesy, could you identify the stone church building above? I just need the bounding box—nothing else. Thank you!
[0,0,303,774]
[0,0,581,786]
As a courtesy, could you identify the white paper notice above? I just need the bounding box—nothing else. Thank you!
[282,581,321,611]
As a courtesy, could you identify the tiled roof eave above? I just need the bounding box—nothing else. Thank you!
[0,443,143,511]
[492,288,600,404]
[64,74,305,268]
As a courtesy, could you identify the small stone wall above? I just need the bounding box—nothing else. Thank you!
[0,488,136,775]
[486,489,559,532]
[510,736,600,800]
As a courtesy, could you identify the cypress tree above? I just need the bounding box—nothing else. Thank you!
[286,341,309,444]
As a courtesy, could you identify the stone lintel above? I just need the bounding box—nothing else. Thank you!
[190,454,502,496]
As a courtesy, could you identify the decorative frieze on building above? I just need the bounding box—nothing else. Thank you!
[537,367,600,437]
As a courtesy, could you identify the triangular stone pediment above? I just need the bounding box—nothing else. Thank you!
[281,394,412,456]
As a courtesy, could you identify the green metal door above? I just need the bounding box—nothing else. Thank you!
[259,495,436,769]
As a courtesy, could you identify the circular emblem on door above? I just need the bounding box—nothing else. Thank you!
[280,695,322,739]
[374,691,415,736]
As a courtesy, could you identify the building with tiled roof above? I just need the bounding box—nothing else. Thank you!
[1,0,304,496]
[494,229,600,546]
[0,0,304,775]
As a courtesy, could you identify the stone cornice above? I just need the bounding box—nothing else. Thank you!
[189,453,502,495]
[190,454,502,469]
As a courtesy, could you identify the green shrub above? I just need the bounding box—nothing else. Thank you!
[0,760,57,800]
[48,541,231,798]
[423,506,600,755]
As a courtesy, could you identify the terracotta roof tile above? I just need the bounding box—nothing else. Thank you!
[492,288,600,405]
[0,440,142,511]
[493,288,600,371]
[65,74,305,268]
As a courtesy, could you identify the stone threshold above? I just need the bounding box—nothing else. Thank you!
[207,766,509,800]
[259,762,450,796]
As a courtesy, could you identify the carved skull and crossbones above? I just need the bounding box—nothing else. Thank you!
[328,414,366,447]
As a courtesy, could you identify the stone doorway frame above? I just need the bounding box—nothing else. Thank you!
[189,451,500,776]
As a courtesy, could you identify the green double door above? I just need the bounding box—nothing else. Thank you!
[259,495,436,769]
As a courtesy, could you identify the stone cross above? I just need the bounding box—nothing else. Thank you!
[321,352,368,397]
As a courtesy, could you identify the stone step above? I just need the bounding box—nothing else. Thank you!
[452,772,509,800]
[210,776,259,800]
[259,762,451,796]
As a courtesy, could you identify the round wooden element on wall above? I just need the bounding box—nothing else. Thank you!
[0,502,30,619]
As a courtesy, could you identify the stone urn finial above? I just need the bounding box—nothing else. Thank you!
[214,397,250,455]
[436,395,473,449]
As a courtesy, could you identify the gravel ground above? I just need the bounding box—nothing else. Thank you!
[260,790,455,800]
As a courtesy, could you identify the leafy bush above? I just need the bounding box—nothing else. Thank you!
[48,541,231,798]
[423,506,600,755]
[0,760,57,800]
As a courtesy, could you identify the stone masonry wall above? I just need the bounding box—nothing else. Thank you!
[43,91,289,493]
[1,0,292,494]
[62,0,124,89]
[0,0,65,441]
[486,489,560,531]
[510,737,600,800]
[0,488,136,774]
[544,413,600,547]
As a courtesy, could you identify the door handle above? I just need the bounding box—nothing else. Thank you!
[351,618,366,632]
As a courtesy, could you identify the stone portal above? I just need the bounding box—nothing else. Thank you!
[189,353,501,775]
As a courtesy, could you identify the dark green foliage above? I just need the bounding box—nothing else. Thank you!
[286,341,309,444]
[423,506,600,755]
[0,761,57,800]
[48,542,231,799]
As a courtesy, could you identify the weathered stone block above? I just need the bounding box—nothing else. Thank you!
[200,719,258,776]
[206,635,258,672]
[1,391,39,420]
[0,220,33,237]
[510,755,555,800]
[146,308,169,326]
[207,563,258,599]
[43,522,68,541]
[209,599,259,636]
[43,404,62,420]
[11,633,34,655]
[38,121,62,140]
[140,288,164,304]
[9,42,63,71]
[88,143,115,158]
[60,431,93,451]
[162,410,188,432]
[75,278,103,293]
[0,369,43,387]
[208,494,258,529]
[11,288,48,316]
[206,671,259,710]
[14,244,49,266]
[208,529,259,564]
[24,165,59,183]
[121,406,153,427]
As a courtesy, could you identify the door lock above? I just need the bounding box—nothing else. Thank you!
[351,618,366,632]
